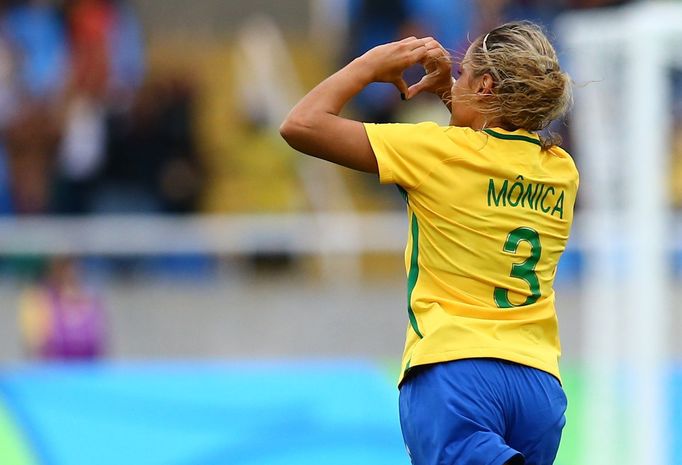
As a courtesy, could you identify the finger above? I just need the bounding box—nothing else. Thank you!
[424,39,443,50]
[423,48,444,61]
[407,44,430,64]
[406,37,433,51]
[406,76,430,100]
[393,77,409,99]
[424,42,451,62]
[398,36,417,44]
[420,51,452,76]
[425,48,451,67]
[424,40,452,63]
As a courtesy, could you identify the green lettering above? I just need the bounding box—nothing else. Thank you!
[540,186,555,213]
[551,190,565,219]
[487,179,508,207]
[533,184,545,210]
[508,177,524,207]
[521,183,540,209]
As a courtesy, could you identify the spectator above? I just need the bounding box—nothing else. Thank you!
[2,0,68,99]
[19,257,107,360]
[1,0,67,213]
[97,73,203,214]
[0,17,18,214]
[54,0,145,213]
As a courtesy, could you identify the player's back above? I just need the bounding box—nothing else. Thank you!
[364,121,579,383]
[413,125,577,312]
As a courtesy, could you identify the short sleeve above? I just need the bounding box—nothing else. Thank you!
[364,121,460,189]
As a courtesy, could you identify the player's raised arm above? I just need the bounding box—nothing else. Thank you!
[279,37,444,173]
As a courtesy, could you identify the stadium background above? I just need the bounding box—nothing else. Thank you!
[0,1,679,464]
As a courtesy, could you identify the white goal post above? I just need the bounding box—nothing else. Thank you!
[558,3,682,465]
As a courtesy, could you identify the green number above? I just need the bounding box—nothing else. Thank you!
[494,227,541,308]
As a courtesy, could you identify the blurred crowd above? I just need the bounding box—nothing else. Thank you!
[0,0,649,219]
[0,0,203,216]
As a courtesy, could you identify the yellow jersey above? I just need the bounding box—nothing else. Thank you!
[364,122,579,385]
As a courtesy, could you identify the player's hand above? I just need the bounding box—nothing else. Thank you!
[406,39,453,100]
[355,37,434,98]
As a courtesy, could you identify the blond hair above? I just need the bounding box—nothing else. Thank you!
[463,21,572,149]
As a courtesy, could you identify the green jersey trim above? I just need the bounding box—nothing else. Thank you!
[483,129,541,147]
[402,358,412,379]
[407,213,424,339]
[397,185,408,202]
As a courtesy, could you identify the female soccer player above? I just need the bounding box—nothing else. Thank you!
[280,21,577,465]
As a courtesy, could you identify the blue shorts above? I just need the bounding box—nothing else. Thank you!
[399,358,567,465]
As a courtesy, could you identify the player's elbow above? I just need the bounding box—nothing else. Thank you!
[278,118,297,144]
[279,112,313,149]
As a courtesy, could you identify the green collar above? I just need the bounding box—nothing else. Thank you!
[483,128,541,147]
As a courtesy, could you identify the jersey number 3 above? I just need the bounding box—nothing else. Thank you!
[494,227,541,308]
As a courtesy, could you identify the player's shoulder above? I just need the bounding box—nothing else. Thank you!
[546,143,573,160]
[365,121,441,139]
[442,124,486,141]
[545,144,579,183]
[365,121,479,151]
[368,121,454,133]
[367,121,484,138]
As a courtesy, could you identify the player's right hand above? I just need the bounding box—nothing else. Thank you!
[406,39,453,100]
